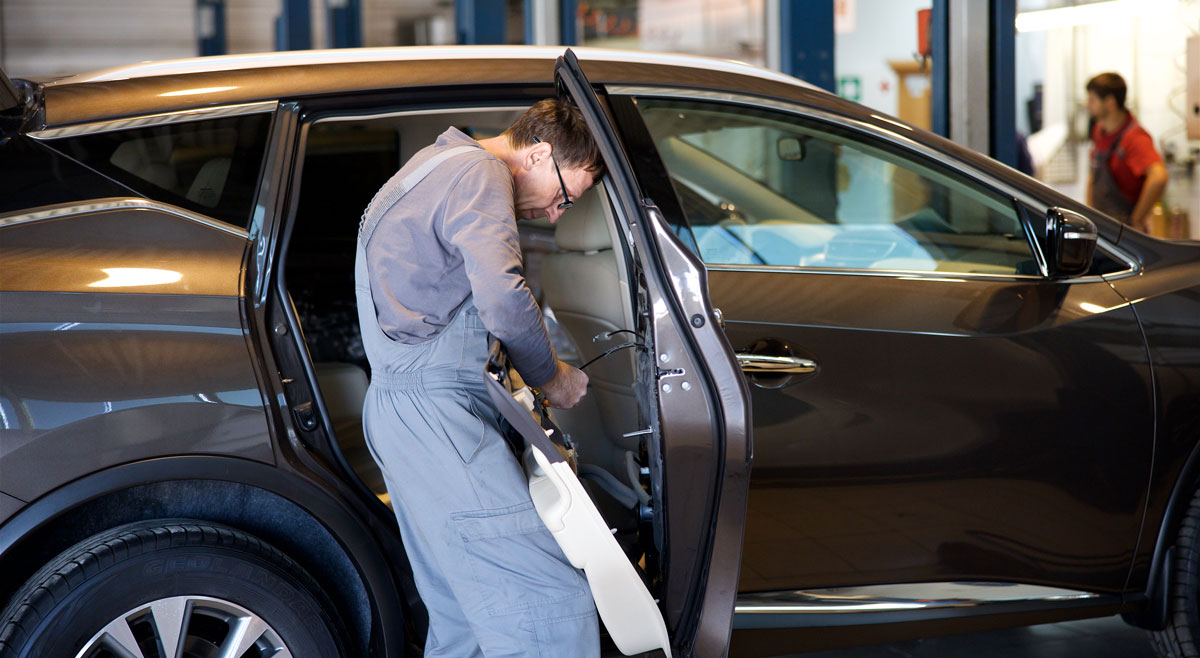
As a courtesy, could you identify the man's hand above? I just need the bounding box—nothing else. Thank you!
[539,359,589,409]
[1129,162,1169,232]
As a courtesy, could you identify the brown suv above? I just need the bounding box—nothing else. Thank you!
[1,47,1198,658]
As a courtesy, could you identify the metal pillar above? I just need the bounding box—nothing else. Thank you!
[197,0,226,57]
[524,0,560,45]
[276,0,312,51]
[990,0,1016,167]
[456,0,507,45]
[560,0,577,46]
[947,0,990,155]
[942,0,1016,165]
[931,0,949,137]
[326,0,362,48]
[526,0,577,46]
[777,0,835,93]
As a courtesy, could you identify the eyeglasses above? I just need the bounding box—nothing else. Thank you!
[532,136,573,210]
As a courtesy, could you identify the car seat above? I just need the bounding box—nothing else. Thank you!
[313,361,389,504]
[542,186,640,473]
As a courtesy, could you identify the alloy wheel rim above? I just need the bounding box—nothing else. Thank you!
[75,595,292,658]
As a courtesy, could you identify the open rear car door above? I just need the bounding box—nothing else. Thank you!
[484,342,673,656]
[483,49,753,658]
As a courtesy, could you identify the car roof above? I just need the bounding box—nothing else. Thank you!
[33,46,846,128]
[45,46,813,89]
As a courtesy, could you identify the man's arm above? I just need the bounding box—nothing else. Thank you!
[441,159,588,407]
[441,160,556,383]
[1129,162,1168,231]
[1085,170,1094,207]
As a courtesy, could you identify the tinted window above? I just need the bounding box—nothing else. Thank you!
[0,135,134,216]
[636,99,1038,276]
[47,113,271,229]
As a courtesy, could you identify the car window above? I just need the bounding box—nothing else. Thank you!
[0,136,135,216]
[46,113,271,229]
[634,98,1038,276]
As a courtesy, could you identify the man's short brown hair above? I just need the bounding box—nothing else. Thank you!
[504,99,606,183]
[1086,72,1127,110]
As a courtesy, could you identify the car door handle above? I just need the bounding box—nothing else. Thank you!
[736,353,818,374]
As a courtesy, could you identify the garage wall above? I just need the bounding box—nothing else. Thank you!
[834,0,929,118]
[1,0,196,79]
[0,0,455,80]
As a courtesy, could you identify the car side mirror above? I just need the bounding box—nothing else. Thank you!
[1046,207,1097,277]
[777,136,806,161]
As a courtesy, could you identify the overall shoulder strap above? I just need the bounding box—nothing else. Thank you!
[1106,120,1135,164]
[359,144,479,246]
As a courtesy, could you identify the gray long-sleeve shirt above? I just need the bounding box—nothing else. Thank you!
[364,127,558,386]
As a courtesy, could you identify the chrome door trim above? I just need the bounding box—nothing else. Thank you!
[29,100,279,139]
[735,582,1101,615]
[704,263,1044,281]
[736,354,817,374]
[0,197,250,239]
[704,257,1136,282]
[605,85,1139,283]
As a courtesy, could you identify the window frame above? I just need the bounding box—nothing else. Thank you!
[609,86,1138,283]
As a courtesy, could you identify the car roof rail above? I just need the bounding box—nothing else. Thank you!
[0,67,23,112]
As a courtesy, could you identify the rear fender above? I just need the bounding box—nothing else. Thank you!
[1124,439,1200,630]
[0,455,408,656]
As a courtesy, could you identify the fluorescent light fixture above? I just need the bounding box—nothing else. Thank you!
[159,86,238,97]
[89,268,182,288]
[1016,0,1175,33]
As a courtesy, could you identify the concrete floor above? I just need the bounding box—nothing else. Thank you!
[791,616,1156,657]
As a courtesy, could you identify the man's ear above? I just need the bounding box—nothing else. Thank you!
[523,141,553,172]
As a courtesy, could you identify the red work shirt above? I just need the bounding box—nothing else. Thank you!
[1090,113,1163,204]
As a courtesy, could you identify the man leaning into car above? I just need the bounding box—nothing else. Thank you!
[354,99,605,656]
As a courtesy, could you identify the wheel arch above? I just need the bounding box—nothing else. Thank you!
[0,455,406,656]
[1124,437,1200,630]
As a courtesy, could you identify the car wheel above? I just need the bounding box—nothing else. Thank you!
[1153,488,1200,658]
[0,519,345,658]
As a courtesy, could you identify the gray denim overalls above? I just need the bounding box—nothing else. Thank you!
[356,146,599,657]
[1091,122,1135,222]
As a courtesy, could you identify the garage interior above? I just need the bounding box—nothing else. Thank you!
[2,1,1198,657]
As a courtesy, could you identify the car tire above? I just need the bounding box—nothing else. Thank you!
[0,519,345,658]
[1153,488,1200,658]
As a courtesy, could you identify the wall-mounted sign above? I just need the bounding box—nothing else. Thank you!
[838,75,862,102]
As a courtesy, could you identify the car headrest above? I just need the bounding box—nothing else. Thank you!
[554,186,612,252]
[186,157,232,208]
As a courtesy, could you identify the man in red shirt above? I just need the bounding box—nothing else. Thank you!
[1085,72,1168,232]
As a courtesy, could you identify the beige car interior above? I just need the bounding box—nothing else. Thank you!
[542,183,642,474]
[292,108,648,518]
[109,131,236,209]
